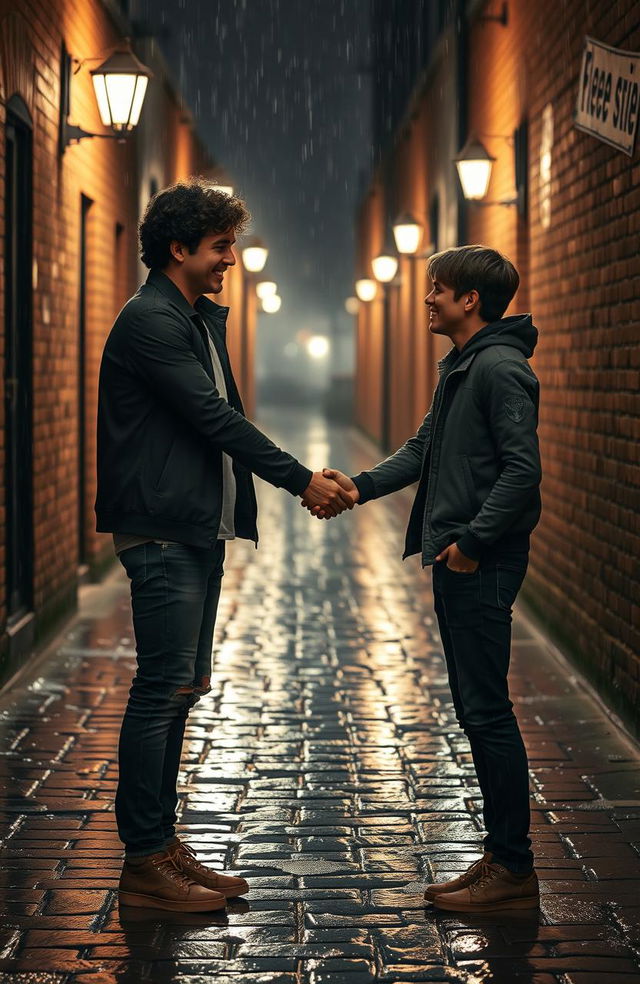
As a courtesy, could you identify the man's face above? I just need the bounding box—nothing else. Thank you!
[181,228,236,295]
[425,278,467,337]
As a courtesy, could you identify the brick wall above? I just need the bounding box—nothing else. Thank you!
[0,0,140,674]
[355,0,640,733]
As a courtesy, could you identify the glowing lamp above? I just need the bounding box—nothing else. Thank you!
[372,253,398,283]
[392,214,422,254]
[256,281,277,299]
[307,336,330,359]
[355,279,377,302]
[242,239,269,273]
[91,46,152,130]
[455,138,495,200]
[262,294,282,313]
[344,296,359,315]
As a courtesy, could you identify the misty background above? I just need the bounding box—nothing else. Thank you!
[129,0,374,401]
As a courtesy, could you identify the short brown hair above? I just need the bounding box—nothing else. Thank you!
[139,177,251,269]
[427,245,519,322]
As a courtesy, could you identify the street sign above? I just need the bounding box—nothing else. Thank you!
[575,36,639,156]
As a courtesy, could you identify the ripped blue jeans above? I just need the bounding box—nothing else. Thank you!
[116,540,225,857]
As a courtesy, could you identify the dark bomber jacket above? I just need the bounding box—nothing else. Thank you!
[95,270,312,548]
[352,315,542,566]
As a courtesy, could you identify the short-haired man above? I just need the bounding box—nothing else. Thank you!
[96,178,352,911]
[321,246,542,911]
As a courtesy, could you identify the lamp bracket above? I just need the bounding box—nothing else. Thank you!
[61,119,124,151]
[479,2,508,26]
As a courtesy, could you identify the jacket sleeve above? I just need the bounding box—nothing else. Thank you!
[457,359,542,559]
[351,405,433,504]
[124,307,312,496]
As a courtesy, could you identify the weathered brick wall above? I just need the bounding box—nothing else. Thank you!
[0,0,140,661]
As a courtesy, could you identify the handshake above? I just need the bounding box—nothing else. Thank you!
[300,469,359,520]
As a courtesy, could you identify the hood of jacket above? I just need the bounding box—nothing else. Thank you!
[460,313,538,359]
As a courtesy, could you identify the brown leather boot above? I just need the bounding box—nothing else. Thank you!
[119,850,227,911]
[433,859,539,912]
[423,852,492,902]
[167,838,249,898]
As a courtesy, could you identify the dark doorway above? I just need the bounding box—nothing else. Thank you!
[4,96,34,632]
[78,195,93,573]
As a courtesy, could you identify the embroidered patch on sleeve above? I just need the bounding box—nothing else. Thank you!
[503,395,527,422]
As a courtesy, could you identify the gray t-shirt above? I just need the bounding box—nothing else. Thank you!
[113,317,237,555]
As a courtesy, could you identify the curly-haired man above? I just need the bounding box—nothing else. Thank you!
[95,178,352,911]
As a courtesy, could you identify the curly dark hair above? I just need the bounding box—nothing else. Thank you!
[139,177,251,269]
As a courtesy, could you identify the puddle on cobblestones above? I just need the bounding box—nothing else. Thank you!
[247,855,348,874]
[400,880,428,894]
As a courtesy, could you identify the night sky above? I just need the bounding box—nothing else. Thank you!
[131,0,373,387]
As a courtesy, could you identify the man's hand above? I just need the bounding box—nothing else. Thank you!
[435,542,479,572]
[301,471,356,518]
[304,468,360,520]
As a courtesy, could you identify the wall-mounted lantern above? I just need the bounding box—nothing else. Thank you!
[261,294,282,313]
[355,279,377,302]
[256,281,277,300]
[344,296,359,315]
[242,238,269,273]
[392,213,423,255]
[372,253,399,284]
[454,138,496,200]
[454,128,527,214]
[60,42,152,152]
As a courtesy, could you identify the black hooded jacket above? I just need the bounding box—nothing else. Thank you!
[352,315,542,566]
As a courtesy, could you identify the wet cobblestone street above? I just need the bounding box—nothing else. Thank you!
[1,411,639,983]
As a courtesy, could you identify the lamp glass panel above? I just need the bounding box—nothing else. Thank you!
[128,75,149,126]
[355,278,377,302]
[393,222,421,254]
[243,246,268,272]
[104,73,138,128]
[92,75,112,126]
[372,255,398,283]
[457,158,492,200]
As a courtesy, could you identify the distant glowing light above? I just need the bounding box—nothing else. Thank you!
[372,254,398,283]
[256,280,277,299]
[345,296,359,315]
[214,184,234,196]
[262,293,282,313]
[355,278,377,302]
[307,335,330,359]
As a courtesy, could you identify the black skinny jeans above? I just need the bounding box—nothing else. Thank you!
[432,549,533,873]
[116,540,225,857]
